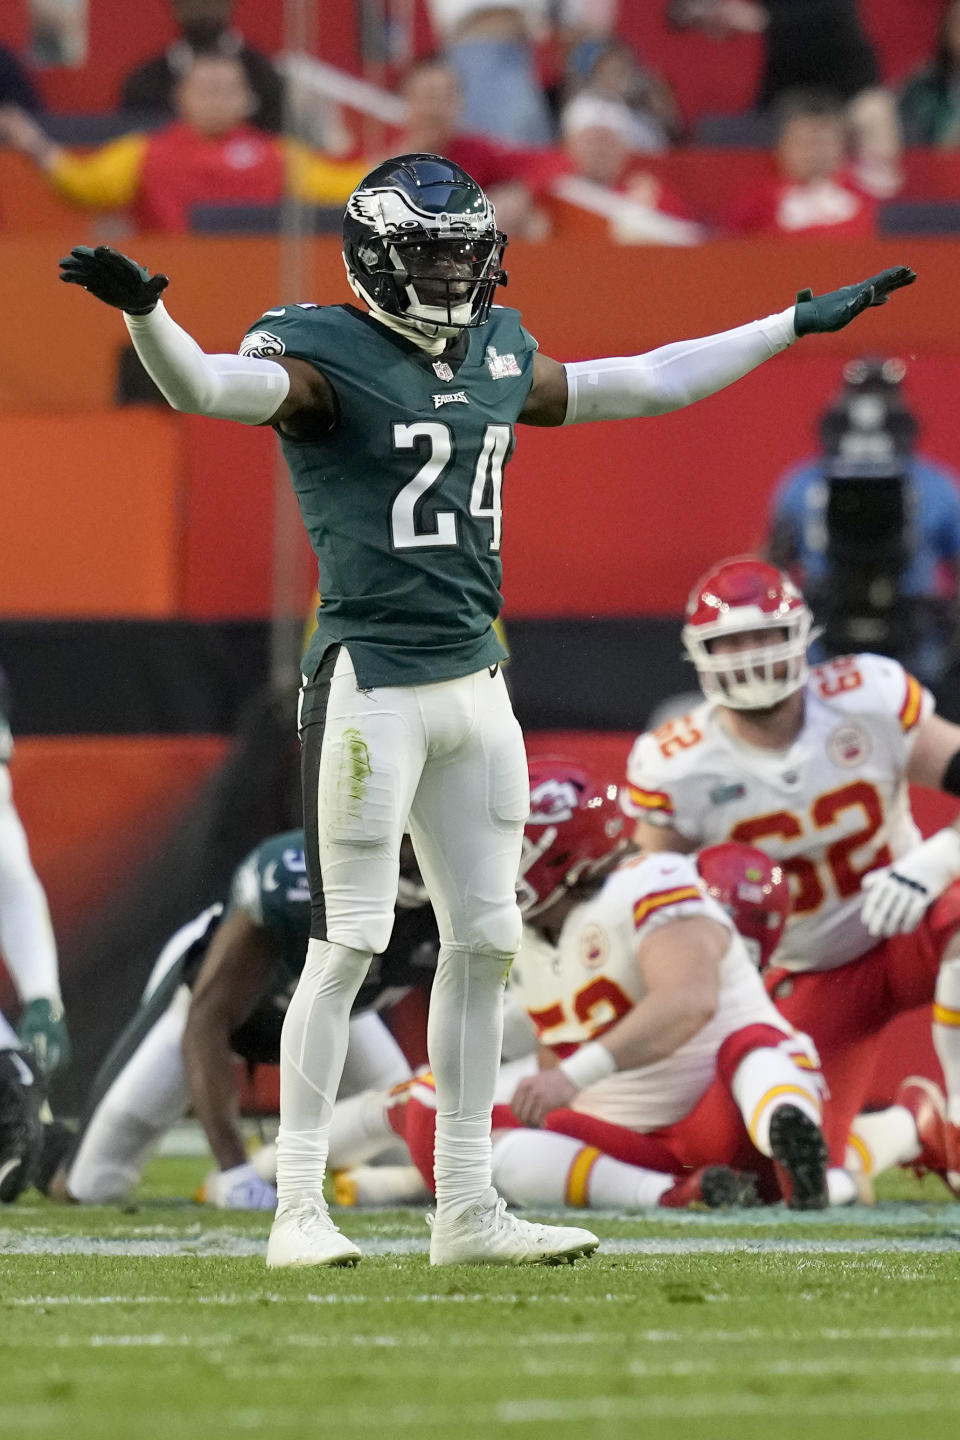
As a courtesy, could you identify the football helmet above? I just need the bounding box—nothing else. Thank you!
[697,841,790,970]
[342,153,508,340]
[518,758,628,918]
[682,556,816,709]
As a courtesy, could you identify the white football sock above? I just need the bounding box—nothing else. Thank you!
[327,1089,396,1169]
[731,1044,823,1156]
[934,954,960,1126]
[333,1163,432,1207]
[492,1127,672,1209]
[340,1010,412,1094]
[826,1168,859,1205]
[275,938,371,1205]
[846,1105,921,1176]
[427,947,506,1218]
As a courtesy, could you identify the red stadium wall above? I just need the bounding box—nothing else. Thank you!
[0,232,953,621]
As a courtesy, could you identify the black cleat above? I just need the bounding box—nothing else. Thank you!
[660,1164,761,1209]
[770,1104,829,1210]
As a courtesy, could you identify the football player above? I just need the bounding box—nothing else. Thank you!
[0,667,69,1080]
[46,830,437,1206]
[0,1022,44,1203]
[626,555,960,1192]
[383,763,829,1212]
[59,155,914,1266]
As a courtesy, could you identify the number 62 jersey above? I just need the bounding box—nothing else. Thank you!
[625,654,933,974]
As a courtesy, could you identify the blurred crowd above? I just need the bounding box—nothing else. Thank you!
[0,0,958,241]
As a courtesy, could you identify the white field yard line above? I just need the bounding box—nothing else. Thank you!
[9,1200,953,1229]
[4,1332,960,1384]
[3,1303,960,1352]
[5,1230,960,1256]
[4,1392,960,1431]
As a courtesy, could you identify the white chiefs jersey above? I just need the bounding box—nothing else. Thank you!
[507,852,795,1131]
[625,654,933,974]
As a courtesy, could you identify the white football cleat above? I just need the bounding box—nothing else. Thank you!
[265,1198,362,1269]
[428,1187,599,1266]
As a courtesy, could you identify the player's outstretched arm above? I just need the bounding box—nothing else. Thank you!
[520,265,917,427]
[59,245,335,431]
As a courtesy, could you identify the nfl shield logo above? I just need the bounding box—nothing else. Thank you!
[432,361,454,382]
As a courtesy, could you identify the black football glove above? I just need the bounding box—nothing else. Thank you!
[59,244,169,314]
[793,266,916,336]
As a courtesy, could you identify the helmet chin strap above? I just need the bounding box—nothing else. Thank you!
[345,266,459,354]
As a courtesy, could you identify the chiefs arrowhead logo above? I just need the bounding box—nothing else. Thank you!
[529,779,580,824]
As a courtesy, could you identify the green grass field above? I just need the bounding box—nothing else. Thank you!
[3,1158,960,1440]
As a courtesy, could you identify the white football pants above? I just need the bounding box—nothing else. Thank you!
[278,650,528,1214]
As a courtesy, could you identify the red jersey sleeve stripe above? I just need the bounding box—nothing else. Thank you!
[899,673,923,732]
[633,886,702,928]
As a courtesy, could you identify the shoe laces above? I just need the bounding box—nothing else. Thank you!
[482,1193,548,1240]
[288,1196,337,1231]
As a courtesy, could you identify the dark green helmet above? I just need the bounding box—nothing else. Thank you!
[342,153,508,338]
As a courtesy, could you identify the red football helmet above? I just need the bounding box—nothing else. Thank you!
[682,555,815,709]
[697,841,790,970]
[518,758,628,917]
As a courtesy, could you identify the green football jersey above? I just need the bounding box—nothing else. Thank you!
[240,302,538,687]
[228,829,311,984]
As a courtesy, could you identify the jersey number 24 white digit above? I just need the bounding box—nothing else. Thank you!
[391,421,510,552]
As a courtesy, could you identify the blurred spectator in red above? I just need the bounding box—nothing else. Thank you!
[0,55,364,233]
[563,35,682,149]
[427,4,556,144]
[669,0,902,197]
[0,45,40,113]
[900,0,960,146]
[392,55,561,239]
[120,0,284,134]
[556,92,703,244]
[727,90,877,238]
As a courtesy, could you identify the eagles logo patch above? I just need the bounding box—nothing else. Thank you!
[239,330,286,358]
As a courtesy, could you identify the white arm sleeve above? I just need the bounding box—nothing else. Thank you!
[562,307,796,424]
[124,301,291,425]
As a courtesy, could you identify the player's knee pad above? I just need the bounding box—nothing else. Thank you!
[453,895,523,959]
[321,888,397,956]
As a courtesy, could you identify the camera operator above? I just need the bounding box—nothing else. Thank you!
[768,357,960,694]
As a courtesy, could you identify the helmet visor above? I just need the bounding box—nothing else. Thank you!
[392,236,500,311]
